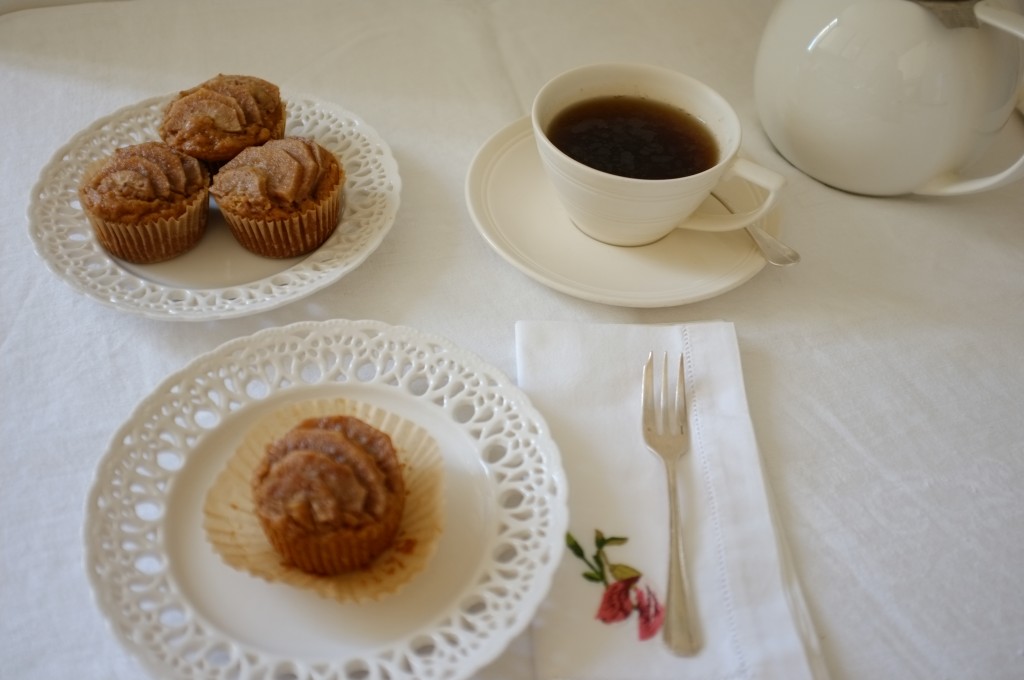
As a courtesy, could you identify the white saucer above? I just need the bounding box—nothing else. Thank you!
[465,117,779,308]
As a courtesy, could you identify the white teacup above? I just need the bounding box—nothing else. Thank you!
[532,63,785,247]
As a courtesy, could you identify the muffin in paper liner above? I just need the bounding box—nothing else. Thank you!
[87,183,209,264]
[203,397,444,603]
[158,74,286,165]
[218,174,344,259]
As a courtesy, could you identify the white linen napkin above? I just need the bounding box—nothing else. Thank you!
[515,320,829,680]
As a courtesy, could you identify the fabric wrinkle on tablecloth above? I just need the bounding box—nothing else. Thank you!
[515,319,829,680]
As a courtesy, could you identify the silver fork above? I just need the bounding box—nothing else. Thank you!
[642,352,700,656]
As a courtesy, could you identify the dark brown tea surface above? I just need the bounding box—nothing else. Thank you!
[546,95,718,180]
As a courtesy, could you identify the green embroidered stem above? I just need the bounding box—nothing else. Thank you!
[566,530,640,585]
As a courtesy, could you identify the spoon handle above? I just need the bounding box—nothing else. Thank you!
[744,224,801,267]
[712,190,800,267]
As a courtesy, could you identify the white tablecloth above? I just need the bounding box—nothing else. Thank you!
[1,1,1023,679]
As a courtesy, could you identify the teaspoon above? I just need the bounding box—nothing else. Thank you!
[712,192,801,267]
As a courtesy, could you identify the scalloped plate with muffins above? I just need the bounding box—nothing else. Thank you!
[28,92,400,321]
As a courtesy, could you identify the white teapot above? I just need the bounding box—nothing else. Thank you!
[754,0,1024,195]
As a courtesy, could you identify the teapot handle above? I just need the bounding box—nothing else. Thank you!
[916,0,1024,196]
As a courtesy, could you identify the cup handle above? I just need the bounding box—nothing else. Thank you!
[680,158,785,233]
[915,0,1024,196]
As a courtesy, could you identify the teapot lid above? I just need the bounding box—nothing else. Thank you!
[909,0,983,27]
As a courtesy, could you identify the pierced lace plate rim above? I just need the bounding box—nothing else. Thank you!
[83,319,568,680]
[27,93,401,321]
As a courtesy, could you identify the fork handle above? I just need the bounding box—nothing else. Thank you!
[664,457,700,656]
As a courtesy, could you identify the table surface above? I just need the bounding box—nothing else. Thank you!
[2,1,1023,678]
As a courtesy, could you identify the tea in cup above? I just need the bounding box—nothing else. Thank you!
[532,63,785,246]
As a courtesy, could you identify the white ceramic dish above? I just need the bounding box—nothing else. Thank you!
[28,94,400,321]
[84,319,568,680]
[465,117,779,308]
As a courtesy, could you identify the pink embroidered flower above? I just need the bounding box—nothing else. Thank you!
[597,576,639,623]
[635,583,666,640]
[567,530,665,641]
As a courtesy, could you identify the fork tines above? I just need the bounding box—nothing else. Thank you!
[642,351,686,440]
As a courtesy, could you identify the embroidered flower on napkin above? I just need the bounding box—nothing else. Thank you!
[567,529,665,641]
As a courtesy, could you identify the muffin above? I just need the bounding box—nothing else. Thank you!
[210,136,344,258]
[78,141,209,264]
[159,74,285,164]
[203,398,444,603]
[252,414,407,576]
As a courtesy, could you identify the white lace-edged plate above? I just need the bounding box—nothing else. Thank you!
[84,319,568,680]
[28,94,400,320]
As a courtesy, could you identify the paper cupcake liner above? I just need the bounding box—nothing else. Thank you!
[87,188,209,264]
[220,181,343,259]
[203,397,444,603]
